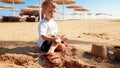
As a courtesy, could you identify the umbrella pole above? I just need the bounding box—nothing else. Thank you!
[6,9,8,16]
[38,0,42,22]
[12,0,15,16]
[83,12,85,19]
[79,11,81,19]
[63,0,64,21]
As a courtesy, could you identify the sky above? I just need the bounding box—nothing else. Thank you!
[0,0,120,19]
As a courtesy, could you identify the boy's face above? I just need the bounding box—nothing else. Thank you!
[43,6,57,21]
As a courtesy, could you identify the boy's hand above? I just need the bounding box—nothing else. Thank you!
[63,37,68,42]
[51,37,61,44]
[55,37,61,43]
[61,35,68,42]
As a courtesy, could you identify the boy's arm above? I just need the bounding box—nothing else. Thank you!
[41,35,57,42]
[56,34,68,42]
[56,34,65,38]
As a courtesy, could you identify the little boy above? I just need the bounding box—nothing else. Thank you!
[38,1,68,56]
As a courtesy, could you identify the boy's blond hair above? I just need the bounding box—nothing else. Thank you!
[42,1,57,11]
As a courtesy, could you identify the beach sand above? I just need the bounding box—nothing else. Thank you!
[0,19,120,68]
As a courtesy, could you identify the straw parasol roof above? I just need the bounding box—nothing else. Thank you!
[28,5,40,8]
[66,5,82,9]
[0,0,25,4]
[11,9,19,12]
[70,12,78,19]
[21,8,32,12]
[11,9,19,16]
[74,8,89,11]
[54,0,75,20]
[54,0,75,4]
[74,8,89,19]
[96,13,102,15]
[0,5,13,9]
[0,0,25,16]
[0,5,13,16]
[70,13,78,15]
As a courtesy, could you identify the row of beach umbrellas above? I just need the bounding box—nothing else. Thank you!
[0,0,91,20]
[54,0,75,20]
[0,0,25,16]
[21,0,77,21]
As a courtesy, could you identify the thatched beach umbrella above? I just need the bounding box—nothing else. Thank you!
[95,13,102,19]
[0,0,25,16]
[96,13,109,19]
[108,14,112,19]
[67,5,82,19]
[28,5,39,8]
[54,0,75,20]
[66,5,82,9]
[74,8,89,19]
[70,12,78,19]
[0,5,13,16]
[11,9,19,16]
[11,9,19,12]
[70,13,78,15]
[20,7,32,16]
[74,8,89,11]
[21,7,32,12]
[0,0,25,4]
[54,0,75,4]
[86,12,92,19]
[28,4,40,17]
[0,5,13,9]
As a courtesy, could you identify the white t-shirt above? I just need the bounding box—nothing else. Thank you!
[38,19,58,47]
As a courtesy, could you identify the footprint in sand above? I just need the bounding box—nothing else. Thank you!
[82,32,110,40]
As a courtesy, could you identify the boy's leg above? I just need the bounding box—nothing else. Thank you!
[40,41,52,52]
[47,43,59,55]
[47,41,66,54]
[56,43,66,51]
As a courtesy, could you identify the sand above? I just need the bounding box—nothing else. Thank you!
[0,19,120,68]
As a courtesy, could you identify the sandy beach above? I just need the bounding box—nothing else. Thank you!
[0,19,120,68]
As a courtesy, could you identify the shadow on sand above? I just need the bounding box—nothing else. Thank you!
[68,39,99,45]
[0,41,40,58]
[109,19,120,22]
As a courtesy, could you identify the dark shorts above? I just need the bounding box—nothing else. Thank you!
[40,40,52,52]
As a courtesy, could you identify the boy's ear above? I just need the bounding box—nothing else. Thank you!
[42,10,44,14]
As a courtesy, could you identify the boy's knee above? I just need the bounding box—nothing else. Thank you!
[56,44,66,51]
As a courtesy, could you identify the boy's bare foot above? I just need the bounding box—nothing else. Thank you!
[46,51,55,56]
